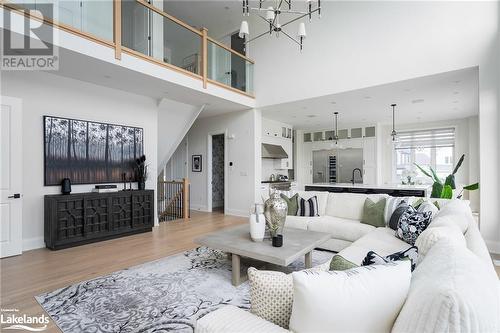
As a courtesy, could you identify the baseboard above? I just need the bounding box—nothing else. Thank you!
[485,240,500,254]
[23,237,45,251]
[224,209,248,218]
[190,204,209,212]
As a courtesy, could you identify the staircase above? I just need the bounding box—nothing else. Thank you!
[158,178,190,221]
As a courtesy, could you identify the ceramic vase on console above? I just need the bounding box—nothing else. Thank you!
[264,189,288,247]
[249,204,266,242]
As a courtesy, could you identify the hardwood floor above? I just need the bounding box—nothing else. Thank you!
[0,211,246,333]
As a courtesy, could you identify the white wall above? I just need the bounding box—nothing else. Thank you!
[186,109,259,216]
[249,1,499,251]
[1,71,159,251]
[157,98,202,172]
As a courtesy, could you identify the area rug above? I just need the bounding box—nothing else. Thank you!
[36,247,333,333]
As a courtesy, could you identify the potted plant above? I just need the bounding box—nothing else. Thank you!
[414,154,479,199]
[135,155,148,190]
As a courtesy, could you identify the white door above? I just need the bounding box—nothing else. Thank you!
[0,96,23,258]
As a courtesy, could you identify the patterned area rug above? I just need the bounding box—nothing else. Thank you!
[36,247,333,333]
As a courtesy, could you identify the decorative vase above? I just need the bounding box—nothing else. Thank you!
[138,181,145,190]
[61,178,71,195]
[249,204,265,242]
[264,189,288,242]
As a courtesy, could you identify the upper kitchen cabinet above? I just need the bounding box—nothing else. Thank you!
[262,118,294,169]
[262,118,293,140]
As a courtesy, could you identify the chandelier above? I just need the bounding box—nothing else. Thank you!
[238,0,322,51]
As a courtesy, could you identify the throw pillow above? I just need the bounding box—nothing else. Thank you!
[412,198,424,209]
[329,255,358,271]
[417,200,439,217]
[248,267,293,329]
[289,261,412,333]
[384,197,410,225]
[361,197,387,227]
[296,196,319,217]
[389,201,410,230]
[396,206,433,245]
[415,225,466,257]
[280,193,299,216]
[362,246,419,271]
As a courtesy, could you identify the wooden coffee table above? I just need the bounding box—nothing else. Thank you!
[195,225,331,286]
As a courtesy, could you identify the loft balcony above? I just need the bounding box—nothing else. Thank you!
[1,0,255,99]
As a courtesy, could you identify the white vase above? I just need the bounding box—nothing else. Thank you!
[249,204,265,242]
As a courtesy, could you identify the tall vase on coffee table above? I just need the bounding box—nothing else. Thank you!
[249,204,266,242]
[264,189,288,247]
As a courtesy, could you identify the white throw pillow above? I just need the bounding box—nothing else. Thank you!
[384,197,411,225]
[289,261,412,333]
[416,200,439,217]
[429,199,472,233]
[393,239,499,333]
[415,225,466,257]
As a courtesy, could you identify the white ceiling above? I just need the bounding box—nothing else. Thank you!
[260,67,479,130]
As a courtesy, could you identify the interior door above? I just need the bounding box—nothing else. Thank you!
[0,96,23,258]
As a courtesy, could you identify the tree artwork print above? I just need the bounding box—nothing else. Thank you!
[44,116,144,185]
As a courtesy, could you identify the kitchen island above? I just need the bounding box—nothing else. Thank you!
[304,183,430,197]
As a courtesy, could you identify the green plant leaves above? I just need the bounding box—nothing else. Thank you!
[444,174,456,189]
[440,185,453,199]
[429,167,442,184]
[463,183,479,191]
[452,154,465,175]
[414,163,433,179]
[431,182,444,198]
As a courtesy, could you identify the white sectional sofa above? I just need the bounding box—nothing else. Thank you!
[196,191,500,333]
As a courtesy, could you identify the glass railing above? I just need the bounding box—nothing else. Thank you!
[7,0,113,41]
[2,0,254,96]
[121,0,202,76]
[207,39,254,95]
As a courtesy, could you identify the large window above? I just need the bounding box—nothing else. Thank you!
[394,128,455,183]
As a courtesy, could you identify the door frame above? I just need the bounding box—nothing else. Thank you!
[1,96,23,258]
[207,130,228,214]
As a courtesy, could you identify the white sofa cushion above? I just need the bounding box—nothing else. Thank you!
[325,193,387,220]
[296,191,329,216]
[429,199,472,233]
[308,216,375,242]
[289,261,412,333]
[415,225,466,257]
[195,305,289,333]
[393,239,499,333]
[284,216,314,230]
[336,227,412,265]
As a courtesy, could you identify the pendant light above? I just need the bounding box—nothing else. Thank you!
[390,103,399,143]
[333,112,339,144]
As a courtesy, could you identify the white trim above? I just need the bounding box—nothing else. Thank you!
[190,204,209,212]
[225,208,248,218]
[22,237,45,251]
[486,240,500,254]
[207,130,228,214]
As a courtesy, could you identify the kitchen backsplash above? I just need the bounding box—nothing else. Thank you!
[261,159,288,181]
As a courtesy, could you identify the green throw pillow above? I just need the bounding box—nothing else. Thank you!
[329,255,358,271]
[280,193,298,216]
[412,198,424,209]
[361,197,387,227]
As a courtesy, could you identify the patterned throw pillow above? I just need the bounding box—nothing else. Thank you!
[248,267,293,329]
[280,193,299,216]
[389,200,410,230]
[362,246,419,271]
[296,196,319,217]
[396,206,432,245]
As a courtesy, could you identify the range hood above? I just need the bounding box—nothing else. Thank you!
[262,143,288,159]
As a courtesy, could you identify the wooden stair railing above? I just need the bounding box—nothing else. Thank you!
[158,178,190,221]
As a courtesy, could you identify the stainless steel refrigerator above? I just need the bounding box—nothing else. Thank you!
[312,148,363,183]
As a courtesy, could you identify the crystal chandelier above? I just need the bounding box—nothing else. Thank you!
[238,0,322,51]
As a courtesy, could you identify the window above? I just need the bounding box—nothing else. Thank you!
[394,128,455,183]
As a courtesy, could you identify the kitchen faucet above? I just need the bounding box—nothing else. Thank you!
[351,168,363,185]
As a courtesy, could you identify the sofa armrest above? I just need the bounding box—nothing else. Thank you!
[195,306,289,333]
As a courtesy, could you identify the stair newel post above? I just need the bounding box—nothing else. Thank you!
[183,178,189,220]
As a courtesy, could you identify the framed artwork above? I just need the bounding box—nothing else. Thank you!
[192,155,202,172]
[43,115,144,185]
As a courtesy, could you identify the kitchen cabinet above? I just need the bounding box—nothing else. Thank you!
[262,118,292,140]
[274,137,293,169]
[363,137,377,184]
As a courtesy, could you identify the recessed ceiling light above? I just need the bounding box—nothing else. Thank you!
[330,101,336,104]
[453,100,459,103]
[301,106,308,110]
[306,115,317,118]
[404,88,412,92]
[453,80,461,84]
[291,116,297,118]
[104,75,111,79]
[224,6,230,10]
[364,96,371,99]
[411,99,425,104]
[453,91,460,95]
